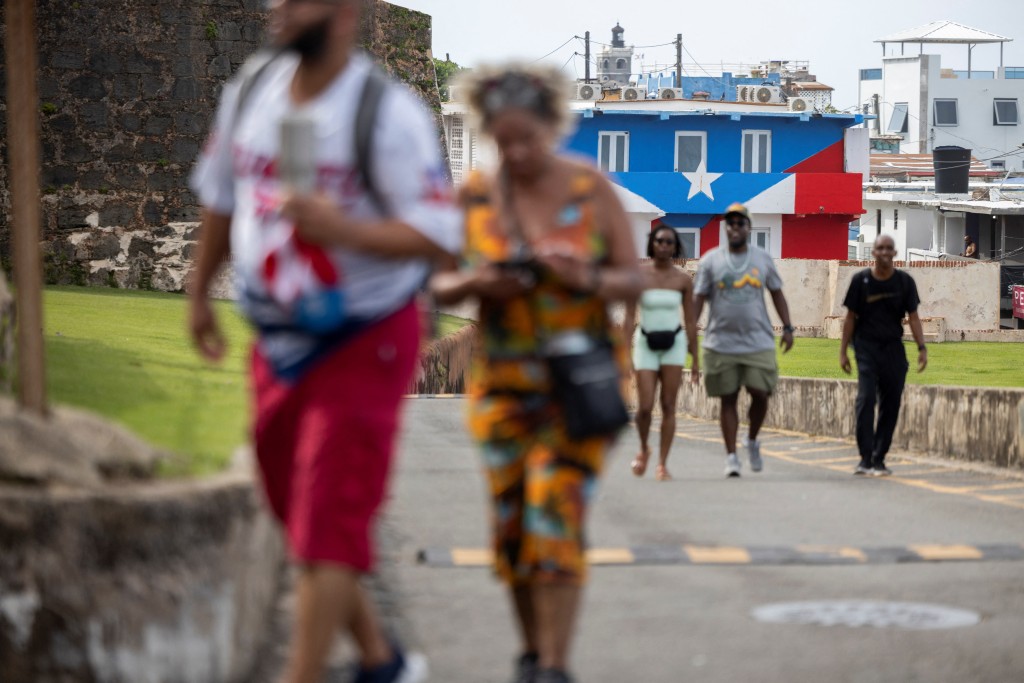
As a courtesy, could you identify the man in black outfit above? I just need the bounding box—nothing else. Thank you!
[839,234,928,476]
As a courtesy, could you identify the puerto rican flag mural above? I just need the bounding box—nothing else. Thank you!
[564,107,868,259]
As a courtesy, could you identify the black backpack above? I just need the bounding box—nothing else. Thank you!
[229,49,390,214]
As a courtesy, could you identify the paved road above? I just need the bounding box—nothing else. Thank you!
[384,398,1024,683]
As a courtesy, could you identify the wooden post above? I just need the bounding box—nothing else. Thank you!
[4,0,48,415]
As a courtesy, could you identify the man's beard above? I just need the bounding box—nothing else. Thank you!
[286,17,331,60]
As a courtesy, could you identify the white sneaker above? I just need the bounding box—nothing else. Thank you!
[725,453,742,477]
[746,439,763,472]
[396,652,429,683]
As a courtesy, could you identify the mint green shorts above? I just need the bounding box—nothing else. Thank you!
[703,348,778,397]
[632,327,688,371]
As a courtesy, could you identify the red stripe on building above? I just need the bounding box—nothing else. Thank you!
[781,214,852,259]
[699,215,720,255]
[794,173,863,215]
[785,140,845,174]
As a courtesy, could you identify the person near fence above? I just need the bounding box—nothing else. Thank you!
[839,233,928,476]
[693,203,794,478]
[187,1,460,682]
[622,224,700,481]
[430,64,643,683]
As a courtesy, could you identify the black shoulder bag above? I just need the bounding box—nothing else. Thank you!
[641,325,681,351]
[500,173,629,440]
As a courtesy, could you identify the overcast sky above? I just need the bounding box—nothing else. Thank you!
[399,0,1024,110]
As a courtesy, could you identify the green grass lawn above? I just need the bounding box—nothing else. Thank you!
[776,337,1024,388]
[40,287,472,476]
[33,287,1019,477]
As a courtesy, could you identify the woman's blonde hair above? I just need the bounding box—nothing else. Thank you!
[453,63,573,139]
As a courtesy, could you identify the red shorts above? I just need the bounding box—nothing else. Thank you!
[251,302,420,572]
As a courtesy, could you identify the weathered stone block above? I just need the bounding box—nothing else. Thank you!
[42,166,77,188]
[106,144,137,164]
[79,171,108,191]
[121,114,142,133]
[242,19,265,42]
[128,236,156,258]
[63,143,93,164]
[44,114,76,133]
[113,75,142,100]
[52,51,86,69]
[219,22,242,41]
[144,117,173,136]
[147,170,175,192]
[174,112,206,135]
[181,242,198,261]
[89,234,123,260]
[172,56,197,77]
[81,102,108,129]
[207,55,232,78]
[100,203,137,228]
[68,75,107,99]
[151,224,176,239]
[172,77,200,100]
[125,51,158,74]
[139,141,167,162]
[88,53,122,74]
[142,74,169,98]
[170,138,200,164]
[116,167,147,191]
[38,76,60,99]
[142,200,164,225]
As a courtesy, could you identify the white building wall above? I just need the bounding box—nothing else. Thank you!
[864,54,1024,170]
[861,200,934,254]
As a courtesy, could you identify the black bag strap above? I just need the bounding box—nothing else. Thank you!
[641,325,682,337]
[229,50,391,215]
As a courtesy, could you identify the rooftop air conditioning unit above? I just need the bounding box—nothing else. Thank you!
[737,86,749,102]
[622,86,647,101]
[788,96,811,112]
[577,83,599,101]
[658,87,683,100]
[754,86,783,104]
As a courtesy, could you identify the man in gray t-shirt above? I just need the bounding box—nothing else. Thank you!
[693,203,795,478]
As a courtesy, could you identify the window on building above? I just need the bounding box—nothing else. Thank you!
[1005,67,1024,79]
[674,131,706,173]
[598,131,629,172]
[887,102,909,133]
[749,229,770,252]
[994,98,1019,125]
[933,99,959,126]
[602,59,609,69]
[860,68,882,80]
[741,130,771,173]
[991,160,1006,170]
[616,58,626,69]
[672,229,701,259]
[894,209,899,231]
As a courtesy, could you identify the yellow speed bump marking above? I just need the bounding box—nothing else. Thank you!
[684,545,752,564]
[450,548,493,566]
[796,545,867,562]
[909,544,984,561]
[586,548,635,565]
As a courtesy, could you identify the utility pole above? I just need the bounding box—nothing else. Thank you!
[872,93,880,135]
[4,0,47,416]
[584,31,591,83]
[675,34,683,89]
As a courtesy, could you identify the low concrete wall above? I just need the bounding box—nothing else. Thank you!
[670,373,1024,471]
[0,471,285,682]
[422,327,1024,470]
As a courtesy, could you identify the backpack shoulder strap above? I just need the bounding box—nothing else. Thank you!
[354,64,390,215]
[231,49,283,131]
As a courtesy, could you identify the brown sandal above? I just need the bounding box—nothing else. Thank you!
[631,450,650,477]
[655,464,672,481]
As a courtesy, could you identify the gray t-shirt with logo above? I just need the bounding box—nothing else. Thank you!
[694,245,783,354]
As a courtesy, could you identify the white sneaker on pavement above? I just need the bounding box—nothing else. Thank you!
[725,453,742,477]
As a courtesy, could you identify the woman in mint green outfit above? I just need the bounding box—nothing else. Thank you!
[623,225,700,481]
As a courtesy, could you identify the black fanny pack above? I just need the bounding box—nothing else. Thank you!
[641,325,681,351]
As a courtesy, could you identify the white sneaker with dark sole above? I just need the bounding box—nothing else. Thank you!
[746,439,763,472]
[725,453,742,477]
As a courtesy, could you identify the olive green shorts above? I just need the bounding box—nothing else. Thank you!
[702,348,778,397]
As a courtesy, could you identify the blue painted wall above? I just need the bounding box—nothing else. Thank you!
[635,72,781,101]
[564,111,855,173]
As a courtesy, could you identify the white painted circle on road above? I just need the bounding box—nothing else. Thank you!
[752,600,981,630]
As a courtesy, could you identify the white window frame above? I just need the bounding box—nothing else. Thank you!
[673,228,701,259]
[994,98,1019,126]
[749,229,770,252]
[888,102,909,134]
[741,130,771,173]
[674,131,706,173]
[598,131,630,172]
[933,98,959,126]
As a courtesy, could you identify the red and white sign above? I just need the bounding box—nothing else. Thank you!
[1013,285,1024,320]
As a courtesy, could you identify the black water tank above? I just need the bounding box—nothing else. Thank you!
[933,146,971,193]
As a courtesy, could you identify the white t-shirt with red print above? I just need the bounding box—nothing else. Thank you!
[191,52,461,378]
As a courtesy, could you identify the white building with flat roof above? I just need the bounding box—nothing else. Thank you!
[857,21,1024,172]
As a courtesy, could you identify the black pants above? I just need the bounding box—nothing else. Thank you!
[853,339,908,466]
